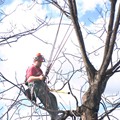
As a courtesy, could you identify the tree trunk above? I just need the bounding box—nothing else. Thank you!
[81,75,108,120]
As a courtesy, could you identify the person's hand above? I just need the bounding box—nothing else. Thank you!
[39,74,46,81]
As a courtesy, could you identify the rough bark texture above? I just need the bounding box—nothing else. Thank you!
[66,0,120,119]
[51,0,120,119]
[81,74,108,120]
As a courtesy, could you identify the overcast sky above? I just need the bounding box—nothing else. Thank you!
[0,0,120,120]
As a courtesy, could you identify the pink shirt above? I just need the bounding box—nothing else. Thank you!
[26,65,43,82]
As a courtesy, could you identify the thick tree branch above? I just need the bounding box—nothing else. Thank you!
[103,0,117,59]
[100,2,120,74]
[68,0,96,82]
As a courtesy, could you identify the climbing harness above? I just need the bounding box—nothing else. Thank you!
[24,88,36,103]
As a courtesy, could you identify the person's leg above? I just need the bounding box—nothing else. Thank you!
[27,82,36,103]
[25,88,31,100]
[34,82,58,119]
[48,92,60,120]
[48,92,58,111]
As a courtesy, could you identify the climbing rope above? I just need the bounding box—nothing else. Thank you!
[45,23,73,78]
[52,24,73,67]
[44,13,63,80]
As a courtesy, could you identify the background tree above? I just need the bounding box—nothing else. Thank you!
[0,0,120,120]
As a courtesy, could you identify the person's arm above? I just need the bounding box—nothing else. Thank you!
[27,74,45,83]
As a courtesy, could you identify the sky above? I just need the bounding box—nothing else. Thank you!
[0,0,120,120]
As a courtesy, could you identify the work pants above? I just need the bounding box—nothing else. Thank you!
[28,80,58,119]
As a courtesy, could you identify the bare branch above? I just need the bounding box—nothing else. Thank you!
[45,0,70,18]
[100,2,120,74]
[106,60,120,76]
[68,0,96,83]
[99,102,120,120]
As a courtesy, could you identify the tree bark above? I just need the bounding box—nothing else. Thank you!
[81,74,108,120]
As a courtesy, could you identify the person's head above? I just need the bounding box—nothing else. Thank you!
[33,53,45,67]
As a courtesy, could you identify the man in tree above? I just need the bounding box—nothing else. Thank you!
[25,53,61,120]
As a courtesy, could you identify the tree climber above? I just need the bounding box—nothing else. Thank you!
[25,53,62,120]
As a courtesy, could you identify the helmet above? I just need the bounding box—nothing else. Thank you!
[34,53,45,62]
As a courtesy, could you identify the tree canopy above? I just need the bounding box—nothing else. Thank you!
[0,0,120,120]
